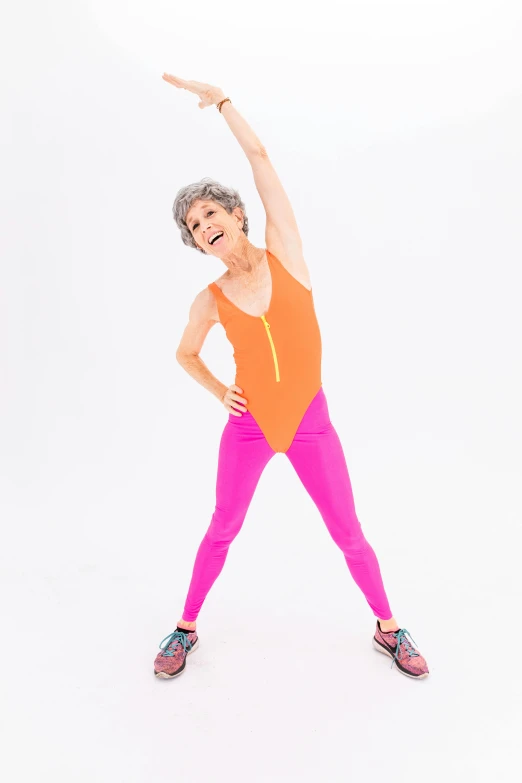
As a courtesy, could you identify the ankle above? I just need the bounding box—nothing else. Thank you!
[379,617,400,634]
[177,619,196,632]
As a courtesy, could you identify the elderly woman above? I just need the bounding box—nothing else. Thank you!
[154,74,429,681]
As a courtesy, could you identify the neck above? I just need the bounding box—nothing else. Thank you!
[221,234,264,276]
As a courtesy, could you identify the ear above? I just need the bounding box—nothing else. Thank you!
[232,206,244,228]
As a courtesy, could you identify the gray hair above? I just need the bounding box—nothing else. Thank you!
[172,177,250,253]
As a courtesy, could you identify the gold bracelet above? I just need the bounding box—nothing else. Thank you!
[217,97,231,113]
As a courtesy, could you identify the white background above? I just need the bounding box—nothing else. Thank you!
[1,1,521,780]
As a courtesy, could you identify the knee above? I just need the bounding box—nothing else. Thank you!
[341,534,372,561]
[205,506,244,548]
[330,523,369,558]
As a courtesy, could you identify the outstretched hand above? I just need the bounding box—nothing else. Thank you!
[162,74,226,109]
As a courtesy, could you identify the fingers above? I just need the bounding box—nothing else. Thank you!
[230,389,248,406]
[162,74,194,93]
[162,74,183,87]
[227,396,247,413]
[226,398,244,415]
[162,74,203,95]
[162,73,184,83]
[162,75,215,103]
[224,385,248,415]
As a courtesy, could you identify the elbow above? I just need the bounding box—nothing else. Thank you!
[176,350,197,364]
[249,145,270,170]
[250,144,269,162]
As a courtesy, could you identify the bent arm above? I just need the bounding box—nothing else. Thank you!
[175,289,228,403]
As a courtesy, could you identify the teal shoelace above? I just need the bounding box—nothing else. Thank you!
[158,630,191,657]
[390,628,419,669]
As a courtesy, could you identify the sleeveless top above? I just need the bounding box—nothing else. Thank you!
[208,249,322,453]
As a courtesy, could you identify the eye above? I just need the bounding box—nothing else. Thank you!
[191,210,214,232]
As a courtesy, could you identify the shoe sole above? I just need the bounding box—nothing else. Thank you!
[154,638,200,679]
[372,637,429,679]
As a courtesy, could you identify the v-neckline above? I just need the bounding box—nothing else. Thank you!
[212,250,273,320]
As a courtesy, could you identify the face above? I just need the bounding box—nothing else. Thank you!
[185,199,244,256]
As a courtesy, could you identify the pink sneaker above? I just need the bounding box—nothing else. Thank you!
[373,621,429,679]
[154,629,199,679]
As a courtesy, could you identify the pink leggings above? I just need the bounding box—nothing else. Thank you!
[182,387,392,622]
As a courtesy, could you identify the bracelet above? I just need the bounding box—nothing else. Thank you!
[217,97,231,113]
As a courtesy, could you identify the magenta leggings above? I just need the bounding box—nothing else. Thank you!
[182,387,392,622]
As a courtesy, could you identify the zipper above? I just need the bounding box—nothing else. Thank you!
[260,315,280,382]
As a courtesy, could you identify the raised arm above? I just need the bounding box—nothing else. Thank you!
[162,74,311,287]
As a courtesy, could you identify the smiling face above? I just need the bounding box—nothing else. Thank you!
[185,199,245,256]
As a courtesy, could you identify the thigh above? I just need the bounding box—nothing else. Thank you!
[285,389,358,522]
[215,411,276,516]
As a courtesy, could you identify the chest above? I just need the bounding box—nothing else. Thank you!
[213,264,273,320]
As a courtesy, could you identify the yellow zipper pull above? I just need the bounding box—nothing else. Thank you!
[260,315,280,382]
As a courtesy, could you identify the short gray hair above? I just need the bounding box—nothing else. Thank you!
[172,177,250,253]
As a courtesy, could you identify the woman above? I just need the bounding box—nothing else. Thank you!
[154,74,429,681]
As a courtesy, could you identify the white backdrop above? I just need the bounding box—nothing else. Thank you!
[1,1,521,781]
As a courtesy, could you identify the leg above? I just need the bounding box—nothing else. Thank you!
[181,410,276,623]
[285,388,393,620]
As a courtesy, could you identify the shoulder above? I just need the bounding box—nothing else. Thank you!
[189,285,220,324]
[209,271,230,292]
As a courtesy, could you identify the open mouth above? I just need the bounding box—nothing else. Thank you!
[208,232,224,246]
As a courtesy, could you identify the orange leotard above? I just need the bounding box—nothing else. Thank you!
[208,249,322,453]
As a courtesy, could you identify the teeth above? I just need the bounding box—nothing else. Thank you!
[209,232,223,245]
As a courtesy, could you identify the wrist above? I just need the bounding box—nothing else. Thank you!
[216,383,227,402]
[217,96,232,113]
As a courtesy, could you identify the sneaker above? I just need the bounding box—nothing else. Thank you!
[154,629,199,679]
[372,621,429,679]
